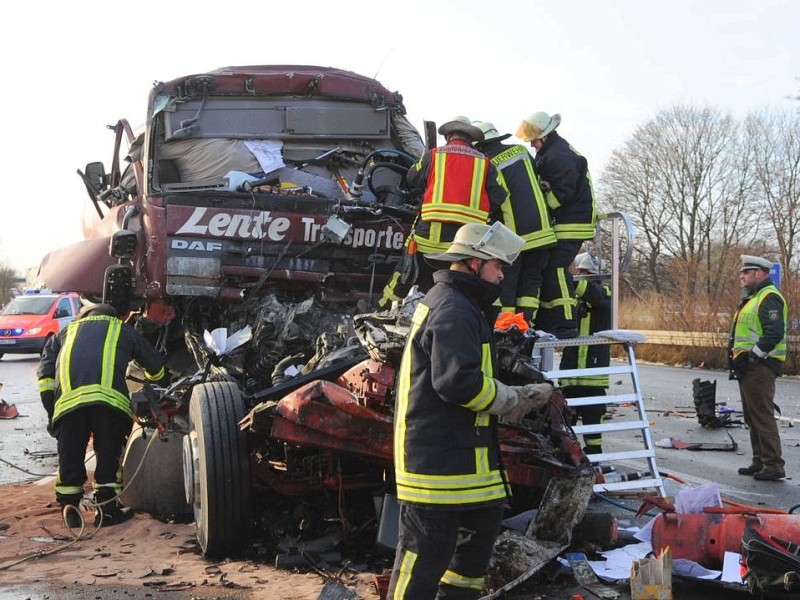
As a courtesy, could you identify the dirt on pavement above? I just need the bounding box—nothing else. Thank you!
[0,478,381,599]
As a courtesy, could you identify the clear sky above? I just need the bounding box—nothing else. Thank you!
[1,0,797,275]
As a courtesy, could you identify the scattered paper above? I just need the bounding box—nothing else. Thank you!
[721,551,743,584]
[283,365,301,377]
[244,139,285,174]
[673,559,721,580]
[635,517,655,543]
[570,541,654,582]
[203,326,253,356]
[675,482,722,514]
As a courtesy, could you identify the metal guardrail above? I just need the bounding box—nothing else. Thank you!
[635,330,800,350]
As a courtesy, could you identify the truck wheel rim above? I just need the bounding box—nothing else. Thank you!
[182,431,200,507]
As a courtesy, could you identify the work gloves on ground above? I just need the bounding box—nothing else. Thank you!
[490,380,554,425]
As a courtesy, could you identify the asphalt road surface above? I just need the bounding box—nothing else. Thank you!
[2,352,798,600]
[3,353,797,501]
[0,355,56,484]
[602,357,799,510]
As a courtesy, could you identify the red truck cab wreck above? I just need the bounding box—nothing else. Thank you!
[38,65,592,568]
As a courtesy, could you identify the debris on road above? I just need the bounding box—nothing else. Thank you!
[0,399,19,419]
[685,432,738,452]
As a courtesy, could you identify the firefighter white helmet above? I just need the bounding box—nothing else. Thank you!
[515,111,561,142]
[574,252,601,274]
[428,222,524,266]
[471,121,511,143]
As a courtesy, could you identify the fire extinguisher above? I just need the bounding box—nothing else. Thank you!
[651,511,800,568]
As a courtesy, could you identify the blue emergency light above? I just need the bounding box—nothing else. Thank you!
[770,263,781,287]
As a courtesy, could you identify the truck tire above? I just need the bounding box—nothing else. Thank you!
[119,424,191,516]
[184,381,251,557]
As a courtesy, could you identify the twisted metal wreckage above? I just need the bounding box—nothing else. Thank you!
[38,65,798,596]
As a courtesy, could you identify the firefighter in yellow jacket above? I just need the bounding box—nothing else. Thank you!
[559,253,612,454]
[387,222,554,599]
[37,304,168,527]
[378,116,507,308]
[473,121,557,324]
[515,112,597,338]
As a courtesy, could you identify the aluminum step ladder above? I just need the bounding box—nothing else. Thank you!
[537,334,666,498]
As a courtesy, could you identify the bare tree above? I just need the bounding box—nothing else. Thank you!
[600,105,760,299]
[745,110,800,275]
[601,122,671,293]
[0,263,19,306]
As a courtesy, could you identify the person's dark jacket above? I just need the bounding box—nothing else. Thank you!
[560,281,612,386]
[534,131,596,241]
[476,139,557,250]
[393,270,509,508]
[37,315,166,423]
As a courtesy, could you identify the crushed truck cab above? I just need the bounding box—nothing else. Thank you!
[39,65,593,562]
[41,65,422,311]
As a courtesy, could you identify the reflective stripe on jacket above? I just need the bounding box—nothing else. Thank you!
[731,283,787,362]
[394,270,508,507]
[406,141,507,255]
[560,281,612,387]
[534,131,597,241]
[481,142,557,250]
[420,145,492,222]
[37,315,166,422]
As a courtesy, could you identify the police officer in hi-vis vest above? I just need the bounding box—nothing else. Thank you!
[729,255,787,481]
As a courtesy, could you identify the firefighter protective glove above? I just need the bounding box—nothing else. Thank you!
[487,380,519,417]
[501,382,555,425]
[519,383,554,410]
[505,383,555,423]
[503,390,539,425]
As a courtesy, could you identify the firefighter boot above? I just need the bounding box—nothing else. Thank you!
[61,501,83,530]
[93,488,133,527]
[738,461,763,476]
